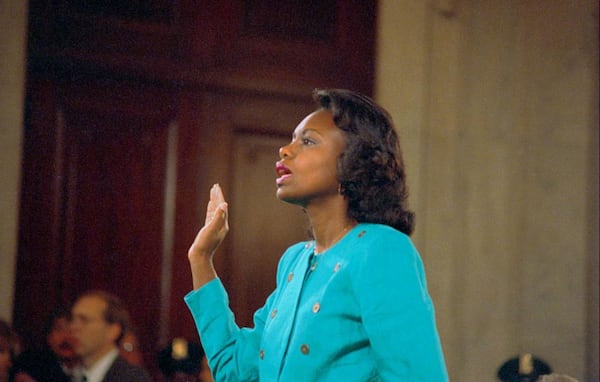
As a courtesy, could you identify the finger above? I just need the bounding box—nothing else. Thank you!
[218,202,228,220]
[206,184,221,222]
[222,203,229,231]
[205,200,215,224]
[214,183,226,205]
[206,202,227,233]
[208,202,227,227]
[210,183,219,200]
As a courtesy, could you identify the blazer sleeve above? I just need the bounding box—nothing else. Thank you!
[184,243,303,382]
[185,279,264,382]
[350,228,448,381]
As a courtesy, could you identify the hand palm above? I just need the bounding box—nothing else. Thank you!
[188,184,229,260]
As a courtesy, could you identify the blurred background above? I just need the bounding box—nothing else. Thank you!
[1,0,598,381]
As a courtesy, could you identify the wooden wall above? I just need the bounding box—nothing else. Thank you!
[13,0,376,378]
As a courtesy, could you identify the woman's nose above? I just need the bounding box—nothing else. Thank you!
[279,144,291,159]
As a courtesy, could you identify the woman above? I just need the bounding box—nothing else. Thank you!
[185,89,448,381]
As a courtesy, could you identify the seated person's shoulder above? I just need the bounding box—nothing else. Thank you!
[108,356,152,382]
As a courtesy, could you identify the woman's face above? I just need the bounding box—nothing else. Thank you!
[276,109,346,207]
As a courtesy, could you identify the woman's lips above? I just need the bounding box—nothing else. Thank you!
[276,163,292,186]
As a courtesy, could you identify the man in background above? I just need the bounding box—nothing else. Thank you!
[70,290,151,382]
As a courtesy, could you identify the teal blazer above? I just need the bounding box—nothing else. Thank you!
[185,223,448,381]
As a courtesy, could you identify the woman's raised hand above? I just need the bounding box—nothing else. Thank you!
[187,183,229,289]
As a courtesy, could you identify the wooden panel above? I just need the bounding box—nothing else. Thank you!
[13,78,65,349]
[166,92,314,335]
[14,78,177,375]
[164,91,208,342]
[201,0,377,95]
[225,94,314,326]
[229,134,308,327]
[27,0,179,68]
[27,0,377,97]
[242,0,337,41]
[63,0,174,22]
[60,101,167,310]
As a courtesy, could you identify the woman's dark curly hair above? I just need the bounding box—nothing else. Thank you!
[313,89,415,235]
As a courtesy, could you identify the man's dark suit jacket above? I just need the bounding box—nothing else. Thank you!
[103,356,153,382]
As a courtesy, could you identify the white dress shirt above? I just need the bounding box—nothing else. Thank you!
[83,348,119,382]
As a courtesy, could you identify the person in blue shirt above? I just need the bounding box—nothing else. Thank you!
[185,89,448,381]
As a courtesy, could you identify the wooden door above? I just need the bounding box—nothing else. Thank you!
[181,93,315,329]
[229,133,308,326]
[14,77,177,373]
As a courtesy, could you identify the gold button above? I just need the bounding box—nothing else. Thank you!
[358,230,366,238]
[270,309,277,318]
[312,302,320,313]
[300,344,310,355]
[259,349,265,359]
[287,272,294,282]
[334,262,341,272]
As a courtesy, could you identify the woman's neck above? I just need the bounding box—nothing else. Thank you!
[307,200,356,254]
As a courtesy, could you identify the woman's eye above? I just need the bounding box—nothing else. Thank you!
[302,138,314,145]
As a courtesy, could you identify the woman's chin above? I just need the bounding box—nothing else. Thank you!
[276,189,305,207]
